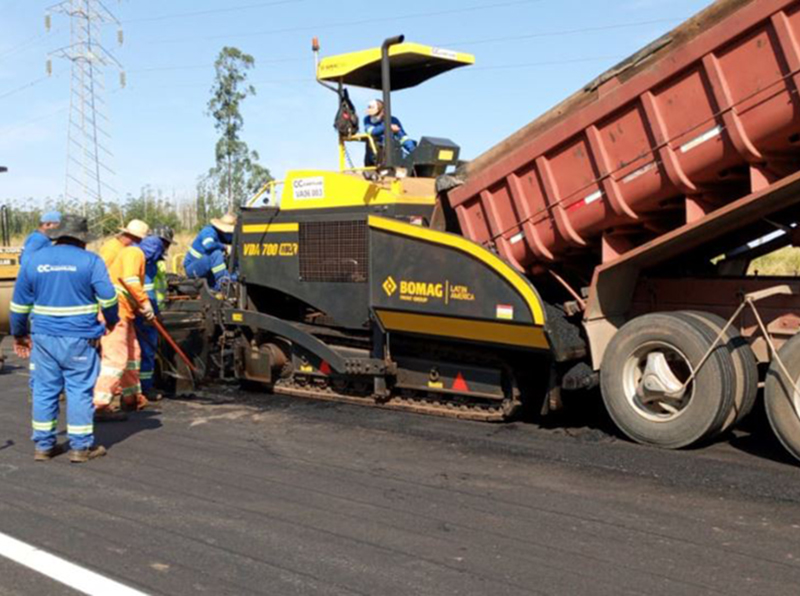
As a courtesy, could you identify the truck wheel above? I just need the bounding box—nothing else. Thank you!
[764,333,800,463]
[680,311,758,430]
[600,313,734,449]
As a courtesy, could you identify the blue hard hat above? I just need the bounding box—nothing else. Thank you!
[40,211,62,224]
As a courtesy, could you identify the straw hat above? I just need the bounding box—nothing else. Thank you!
[119,219,149,240]
[211,213,237,234]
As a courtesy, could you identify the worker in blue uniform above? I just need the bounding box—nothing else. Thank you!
[363,99,417,167]
[135,227,173,400]
[183,213,237,290]
[11,215,119,463]
[20,211,61,267]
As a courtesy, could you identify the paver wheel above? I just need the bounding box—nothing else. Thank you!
[601,313,735,449]
[764,333,800,464]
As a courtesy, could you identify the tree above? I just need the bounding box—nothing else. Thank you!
[206,46,272,212]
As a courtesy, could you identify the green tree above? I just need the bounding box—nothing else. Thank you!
[207,46,272,212]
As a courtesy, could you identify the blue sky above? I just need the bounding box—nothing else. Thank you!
[0,0,712,206]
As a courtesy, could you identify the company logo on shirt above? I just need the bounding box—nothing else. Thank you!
[37,264,78,273]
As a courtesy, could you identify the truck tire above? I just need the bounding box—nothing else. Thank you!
[764,333,800,463]
[680,311,758,430]
[600,313,735,449]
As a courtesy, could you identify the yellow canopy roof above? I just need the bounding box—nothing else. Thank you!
[317,42,474,90]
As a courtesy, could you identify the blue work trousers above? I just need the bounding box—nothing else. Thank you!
[185,250,230,290]
[134,317,158,392]
[31,334,100,451]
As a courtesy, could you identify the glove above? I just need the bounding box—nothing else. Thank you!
[140,302,156,322]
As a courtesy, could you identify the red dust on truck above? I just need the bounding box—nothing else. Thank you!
[445,0,800,461]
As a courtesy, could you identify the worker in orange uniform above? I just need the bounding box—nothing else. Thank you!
[99,219,149,268]
[94,220,155,420]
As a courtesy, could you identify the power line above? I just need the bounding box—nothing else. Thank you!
[143,0,544,45]
[0,75,55,101]
[123,0,304,24]
[440,18,681,47]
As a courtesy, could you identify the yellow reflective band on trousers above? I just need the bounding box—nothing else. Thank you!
[32,304,99,316]
[32,420,57,432]
[122,385,141,397]
[140,371,154,380]
[67,424,93,435]
[211,263,227,274]
[189,247,202,259]
[143,284,155,292]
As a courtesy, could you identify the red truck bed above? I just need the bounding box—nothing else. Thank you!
[448,0,800,272]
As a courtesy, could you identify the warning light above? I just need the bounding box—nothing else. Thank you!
[319,361,331,375]
[452,372,469,392]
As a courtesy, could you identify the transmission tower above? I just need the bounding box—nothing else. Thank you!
[45,0,124,217]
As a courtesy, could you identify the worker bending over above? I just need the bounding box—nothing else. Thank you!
[11,215,119,463]
[135,226,173,400]
[184,213,237,290]
[95,220,155,418]
[363,99,417,167]
[20,211,61,267]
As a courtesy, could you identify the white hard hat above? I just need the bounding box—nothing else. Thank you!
[366,99,383,116]
[119,219,150,240]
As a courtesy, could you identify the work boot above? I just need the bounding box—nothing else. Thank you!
[69,445,107,463]
[144,388,164,402]
[34,443,66,462]
[121,393,149,411]
[94,406,128,422]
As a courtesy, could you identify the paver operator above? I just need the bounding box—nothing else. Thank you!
[184,213,237,290]
[10,215,119,463]
[135,226,173,400]
[363,99,417,167]
[95,219,155,418]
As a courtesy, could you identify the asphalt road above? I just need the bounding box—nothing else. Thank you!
[1,348,799,596]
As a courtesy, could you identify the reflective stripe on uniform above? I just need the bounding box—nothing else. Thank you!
[32,304,99,316]
[140,371,154,380]
[126,360,141,370]
[189,247,202,259]
[143,284,155,292]
[94,391,114,402]
[211,263,227,274]
[98,295,118,309]
[399,136,410,143]
[99,366,125,379]
[122,385,141,397]
[202,237,215,247]
[32,420,57,432]
[122,277,142,285]
[10,302,33,314]
[67,424,93,435]
[29,363,36,371]
[365,126,374,134]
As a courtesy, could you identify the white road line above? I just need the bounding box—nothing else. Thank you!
[0,531,149,596]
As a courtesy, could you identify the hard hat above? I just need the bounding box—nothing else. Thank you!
[152,226,175,245]
[211,213,237,234]
[119,219,150,240]
[366,99,383,116]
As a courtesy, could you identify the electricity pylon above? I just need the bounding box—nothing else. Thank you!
[46,0,124,217]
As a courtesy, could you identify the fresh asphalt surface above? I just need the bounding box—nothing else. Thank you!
[1,345,799,595]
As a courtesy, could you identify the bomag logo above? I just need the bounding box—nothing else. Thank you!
[400,281,444,299]
[382,276,397,297]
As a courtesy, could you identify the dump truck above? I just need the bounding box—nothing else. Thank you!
[160,0,800,464]
[447,0,800,459]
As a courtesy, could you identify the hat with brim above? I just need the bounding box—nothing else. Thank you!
[119,219,149,240]
[211,213,237,234]
[46,214,96,244]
